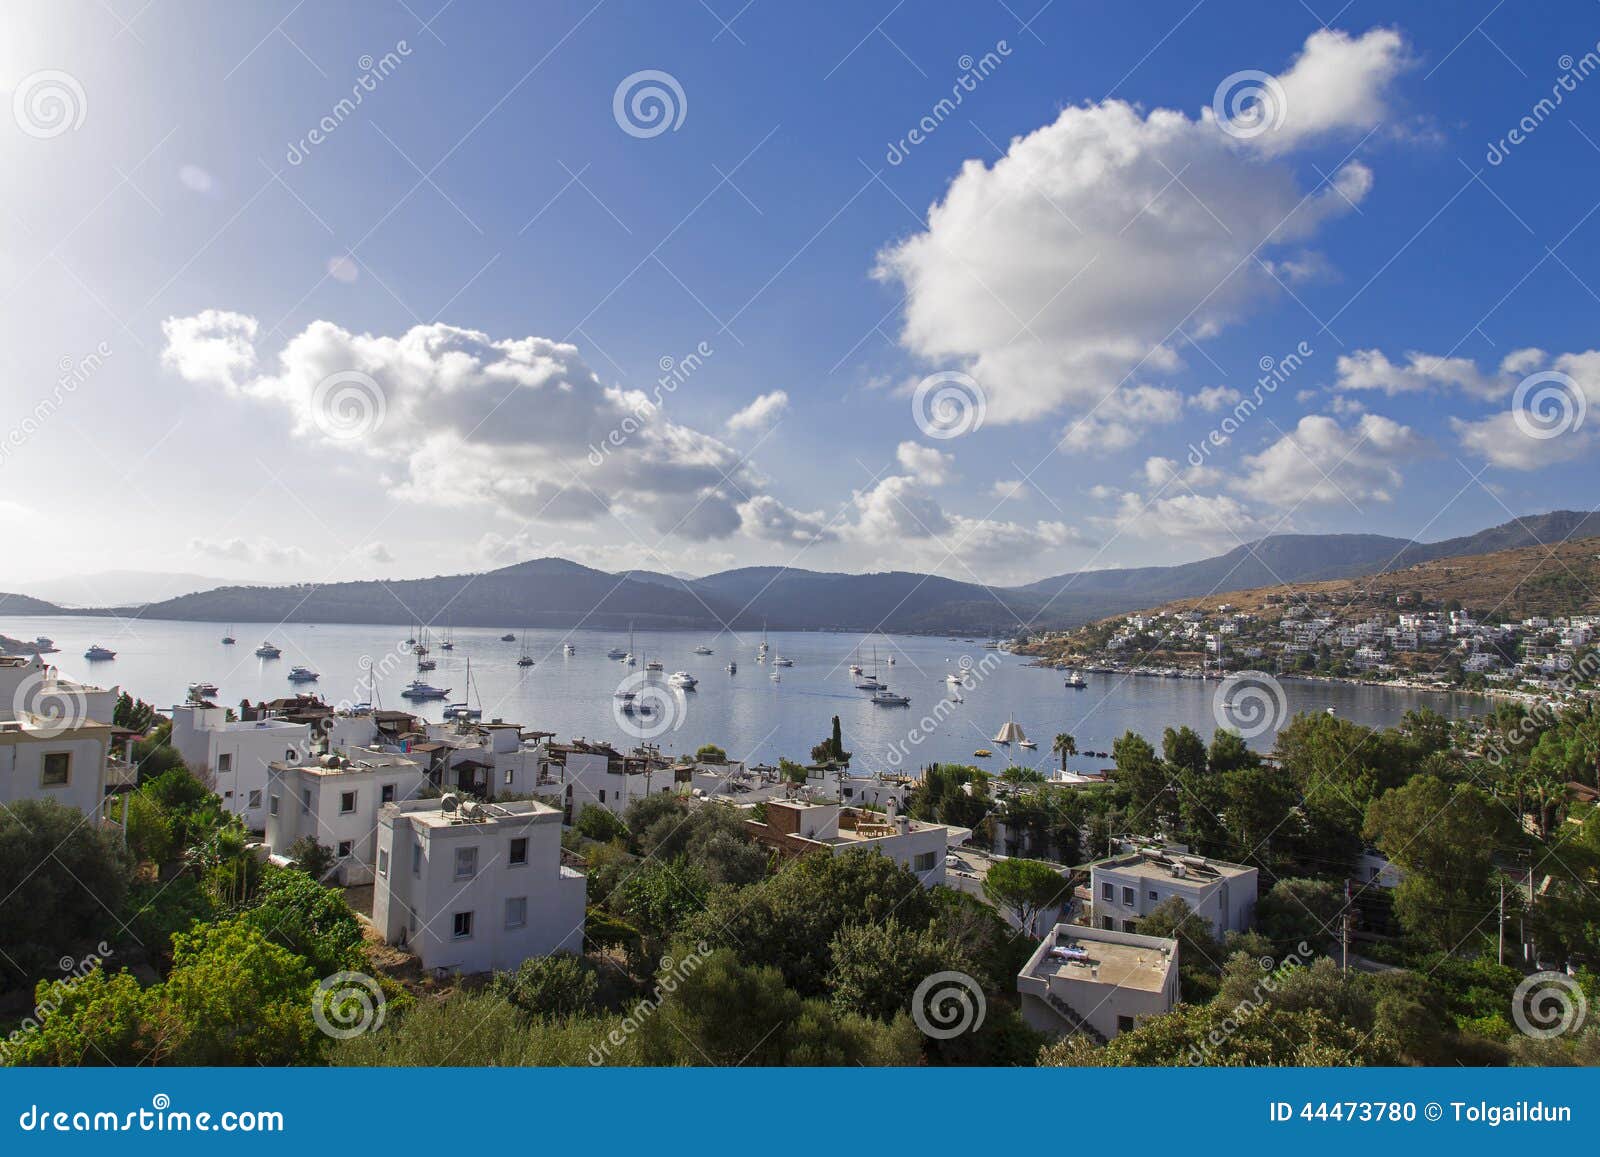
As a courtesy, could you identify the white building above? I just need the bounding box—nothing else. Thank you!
[0,655,121,815]
[264,747,431,884]
[171,705,313,830]
[745,799,961,887]
[1087,848,1257,936]
[1017,924,1180,1041]
[373,796,585,974]
[537,739,676,820]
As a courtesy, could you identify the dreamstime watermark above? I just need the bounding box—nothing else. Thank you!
[1486,45,1600,165]
[0,342,112,469]
[9,668,89,739]
[12,70,87,139]
[1510,370,1586,442]
[885,650,1004,767]
[612,669,688,740]
[309,369,387,441]
[1185,340,1312,468]
[613,70,687,138]
[587,340,714,466]
[911,970,986,1039]
[285,42,413,165]
[912,370,986,439]
[1212,670,1289,740]
[312,971,386,1039]
[1186,942,1312,1063]
[1511,971,1587,1039]
[1212,69,1286,141]
[1,943,114,1063]
[885,42,1012,165]
[587,942,711,1063]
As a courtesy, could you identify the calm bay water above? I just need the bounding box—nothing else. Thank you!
[3,614,1489,773]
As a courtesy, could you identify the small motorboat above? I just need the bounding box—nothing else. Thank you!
[607,646,628,660]
[84,644,117,661]
[400,680,450,701]
[500,633,516,642]
[973,748,993,758]
[33,636,56,653]
[287,666,320,683]
[255,642,282,659]
[1064,669,1087,688]
[855,676,884,691]
[773,656,794,667]
[1019,738,1038,750]
[646,658,664,672]
[871,688,910,706]
[416,657,438,671]
[945,673,965,685]
[187,680,220,697]
[563,643,575,656]
[693,644,714,655]
[517,654,535,668]
[444,703,482,720]
[727,660,738,674]
[668,670,698,689]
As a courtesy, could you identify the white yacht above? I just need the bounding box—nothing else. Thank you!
[646,658,665,673]
[254,642,282,659]
[1064,669,1087,688]
[401,680,450,701]
[773,655,793,667]
[187,681,219,699]
[287,666,320,683]
[668,670,698,689]
[871,688,910,706]
[84,644,116,661]
[607,645,628,660]
[563,642,576,656]
[693,644,714,656]
[614,690,653,716]
[726,660,738,674]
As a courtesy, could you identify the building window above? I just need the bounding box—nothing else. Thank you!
[1099,916,1114,930]
[1100,882,1113,902]
[411,844,422,876]
[377,850,389,879]
[284,748,297,762]
[1121,886,1136,907]
[301,788,312,814]
[452,911,473,940]
[912,851,936,872]
[504,769,514,785]
[1117,1015,1135,1034]
[40,752,71,786]
[504,897,527,929]
[454,846,478,880]
[598,789,606,804]
[269,795,280,816]
[337,840,353,858]
[216,753,232,773]
[1122,919,1138,933]
[248,790,263,809]
[381,783,395,804]
[1148,890,1158,901]
[509,837,528,866]
[340,791,356,814]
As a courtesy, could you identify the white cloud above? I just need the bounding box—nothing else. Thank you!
[896,441,955,485]
[737,495,838,545]
[1189,385,1242,412]
[189,535,306,567]
[1108,490,1268,546]
[875,27,1407,446]
[327,255,360,283]
[1235,413,1425,506]
[162,313,774,544]
[362,542,395,565]
[1450,349,1600,469]
[725,389,789,434]
[1333,348,1520,400]
[178,164,217,195]
[1061,386,1185,452]
[988,478,1030,501]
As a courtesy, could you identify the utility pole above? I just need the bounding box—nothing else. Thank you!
[1341,877,1351,972]
[1498,878,1506,966]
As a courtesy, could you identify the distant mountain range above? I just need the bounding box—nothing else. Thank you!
[2,510,1596,634]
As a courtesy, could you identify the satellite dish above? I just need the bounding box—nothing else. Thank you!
[440,793,460,814]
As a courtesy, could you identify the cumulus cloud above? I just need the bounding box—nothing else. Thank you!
[1450,349,1600,469]
[189,535,307,567]
[1333,348,1530,400]
[1235,413,1425,506]
[362,542,395,565]
[162,313,773,543]
[1108,490,1269,546]
[725,389,789,433]
[875,27,1408,445]
[737,495,839,545]
[988,478,1030,501]
[896,441,955,485]
[1061,386,1185,452]
[1189,385,1242,412]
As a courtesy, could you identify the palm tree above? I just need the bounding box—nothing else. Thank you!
[1052,732,1077,774]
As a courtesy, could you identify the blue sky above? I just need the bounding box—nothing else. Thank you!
[1,0,1597,593]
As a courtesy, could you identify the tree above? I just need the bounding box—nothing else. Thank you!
[1136,897,1225,1002]
[152,920,321,1065]
[1364,775,1509,951]
[827,918,973,1021]
[623,791,684,843]
[3,967,157,1066]
[241,866,363,976]
[694,744,727,764]
[1051,732,1077,773]
[810,716,851,766]
[0,800,131,988]
[574,804,628,844]
[1256,878,1345,950]
[286,836,336,883]
[492,953,600,1018]
[981,858,1067,935]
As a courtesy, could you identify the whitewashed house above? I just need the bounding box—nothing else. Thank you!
[1017,924,1180,1041]
[0,655,121,815]
[373,796,585,974]
[264,747,431,884]
[745,798,961,887]
[1087,847,1257,936]
[170,704,313,830]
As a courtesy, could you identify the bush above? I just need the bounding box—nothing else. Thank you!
[575,806,628,844]
[492,954,600,1018]
[240,866,362,976]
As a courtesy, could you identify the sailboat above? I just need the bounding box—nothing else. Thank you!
[993,719,1027,748]
[517,634,535,667]
[757,623,769,662]
[440,626,454,651]
[855,645,885,690]
[221,626,236,645]
[445,659,483,720]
